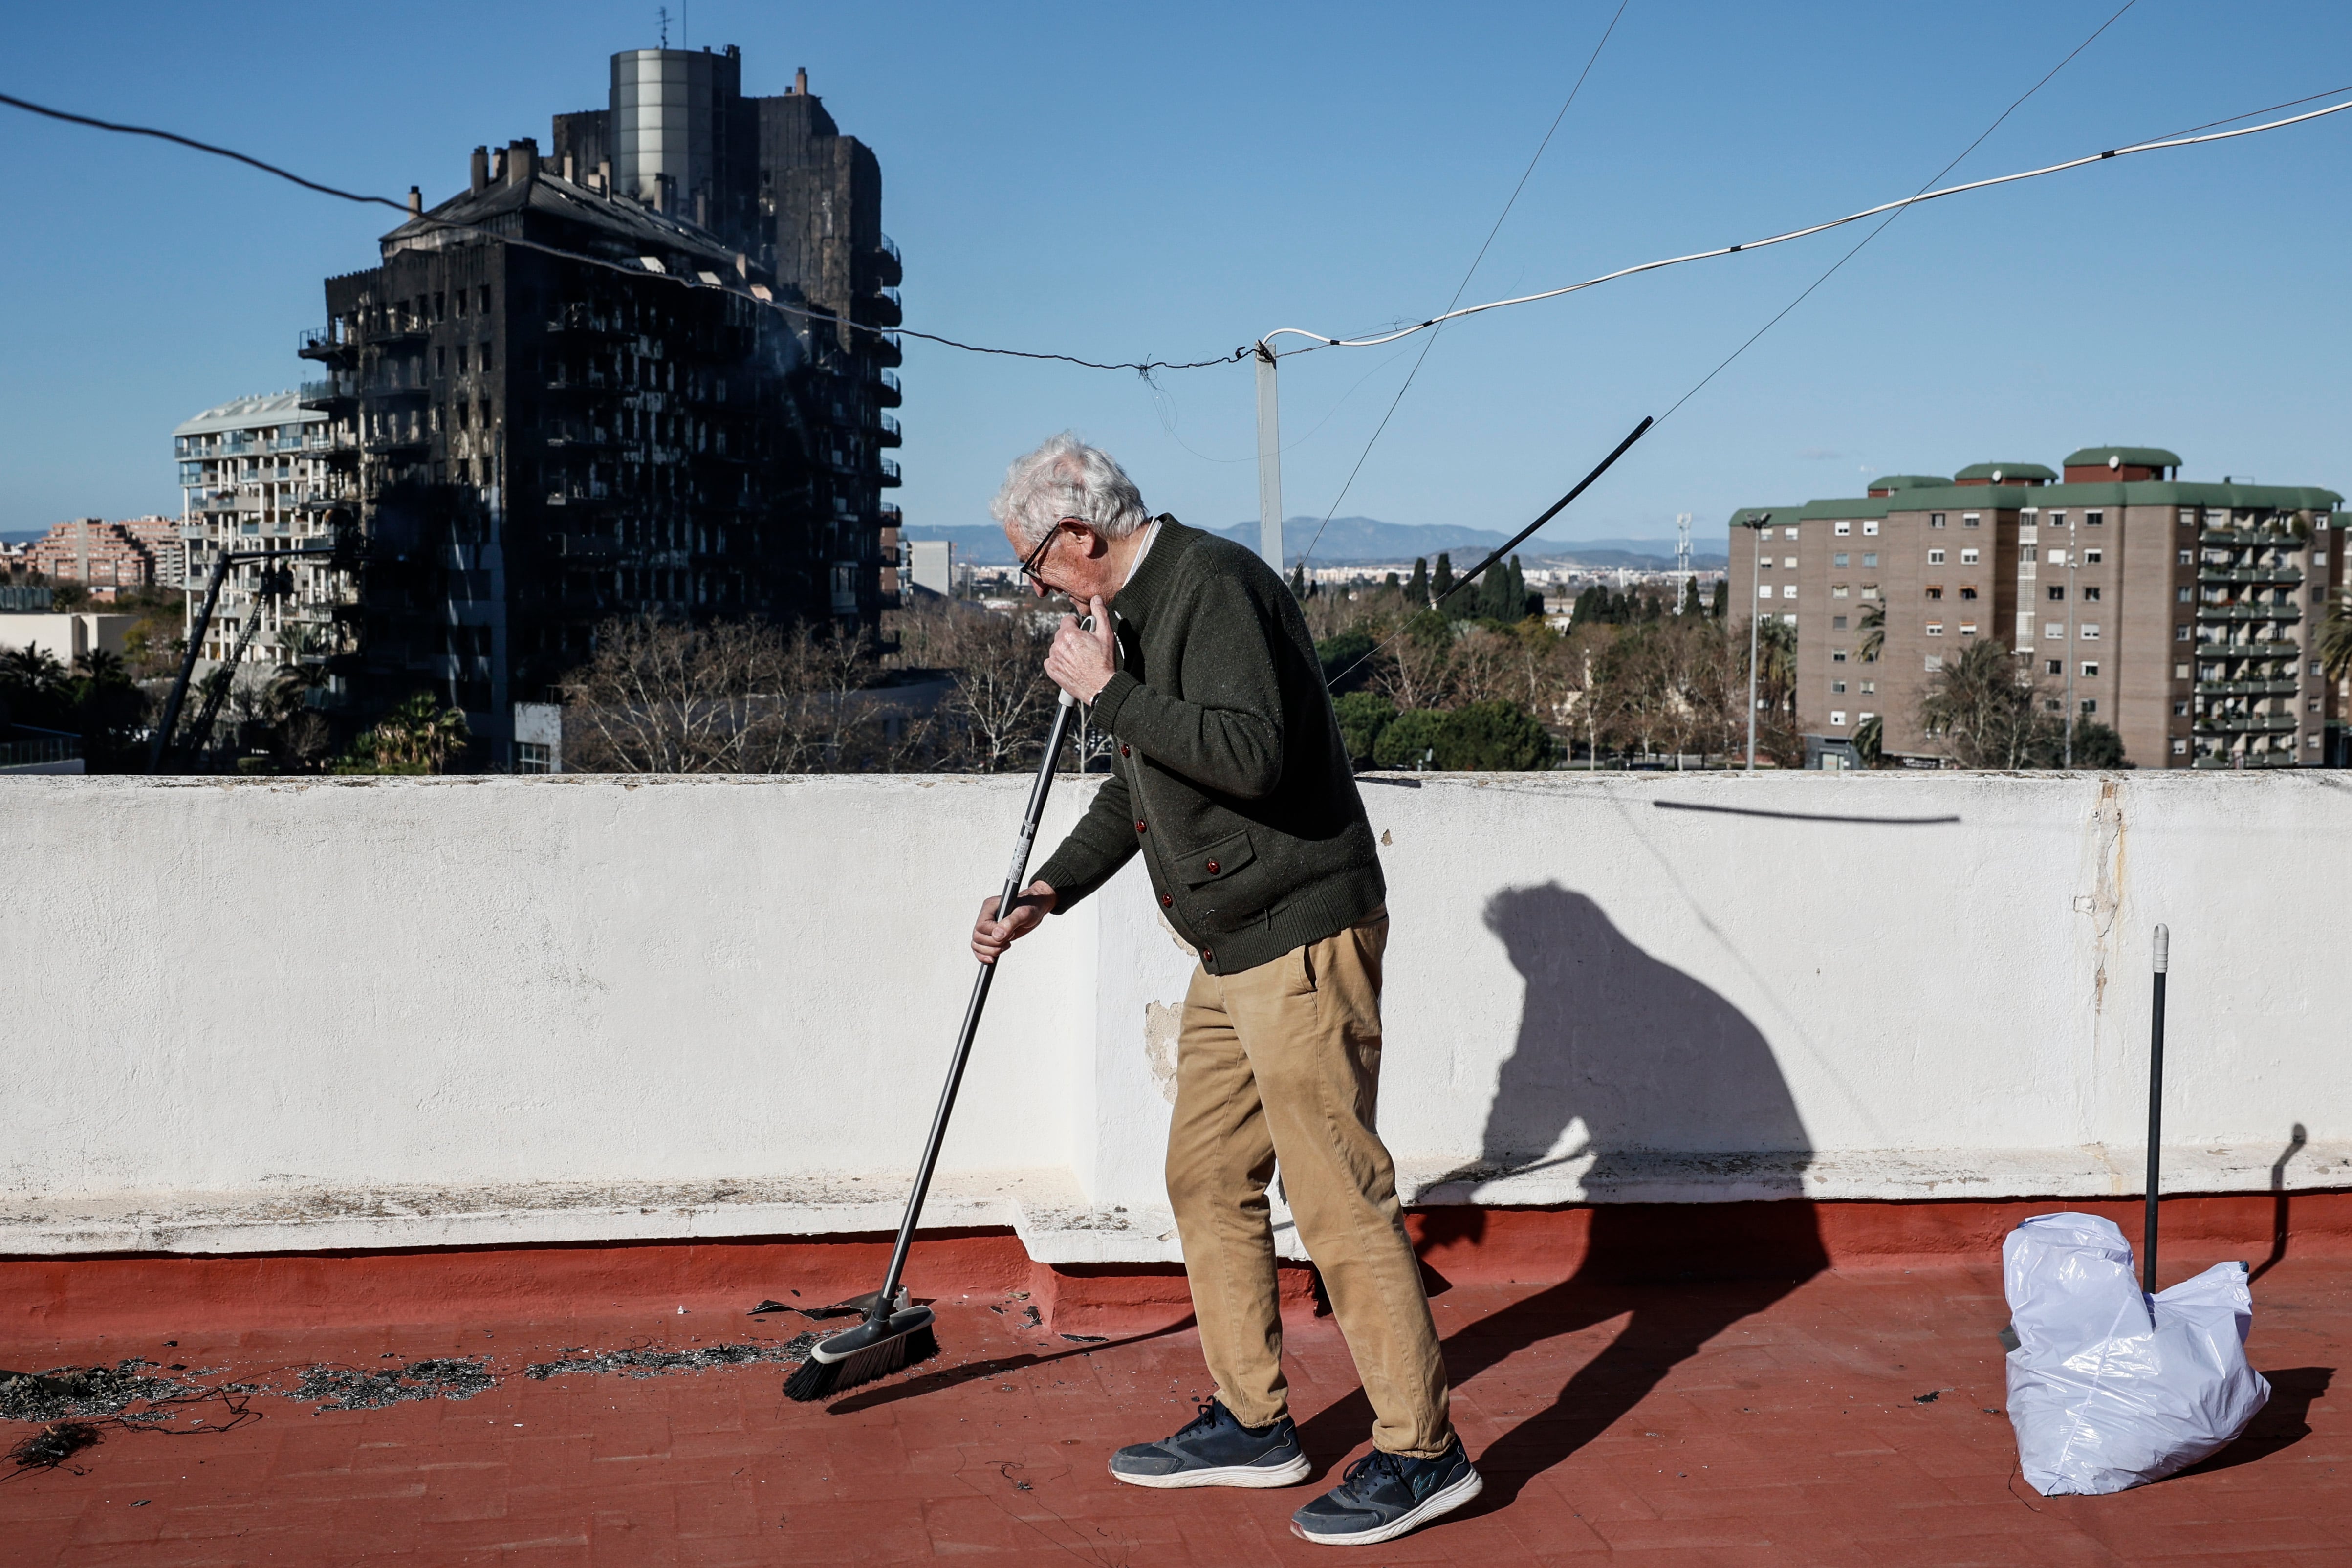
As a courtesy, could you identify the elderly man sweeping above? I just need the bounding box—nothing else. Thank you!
[968,434,1478,1548]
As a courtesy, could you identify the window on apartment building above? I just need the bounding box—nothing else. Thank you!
[1834,552,1850,567]
[2048,586,2065,601]
[480,342,493,371]
[2314,661,2326,677]
[2172,738,2189,755]
[2082,586,2102,602]
[1931,513,1946,528]
[479,285,492,312]
[1830,710,1848,726]
[1835,521,1852,536]
[1925,655,1944,672]
[2048,513,2067,529]
[1959,586,1979,600]
[2310,698,2323,714]
[2173,700,2189,716]
[1864,520,1879,535]
[435,347,446,377]
[1832,583,1850,597]
[1924,585,1944,599]
[2176,625,2192,641]
[1783,556,1798,568]
[2081,624,2099,640]
[1928,549,1947,565]
[2081,662,2099,678]
[2045,697,2064,712]
[1960,548,1980,564]
[2317,548,2330,565]
[1925,622,1945,636]
[1832,615,1848,630]
[1960,622,1979,636]
[457,345,469,373]
[2174,662,2190,680]
[1963,513,1981,528]
[1832,649,1849,662]
[2044,623,2065,641]
[2081,699,2098,715]
[2086,511,2104,527]
[1861,584,1879,598]
[1832,680,1848,694]
[2047,548,2067,565]
[2178,548,2193,565]
[2083,549,2101,564]
[1782,584,1797,599]
[1757,584,1772,599]
[2311,735,2323,749]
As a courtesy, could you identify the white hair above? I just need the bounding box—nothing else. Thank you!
[989,433,1148,548]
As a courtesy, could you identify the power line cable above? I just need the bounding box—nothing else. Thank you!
[1655,0,2138,424]
[1260,81,2352,358]
[1292,0,1630,576]
[0,88,1247,375]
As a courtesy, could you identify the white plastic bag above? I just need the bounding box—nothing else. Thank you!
[2002,1211,2269,1496]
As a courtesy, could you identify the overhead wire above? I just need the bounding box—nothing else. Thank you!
[0,88,1246,375]
[1655,0,2139,425]
[1291,0,1631,576]
[1258,86,2352,359]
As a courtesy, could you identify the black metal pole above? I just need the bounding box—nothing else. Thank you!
[2144,923,2169,1296]
[152,551,234,773]
[871,689,1083,1320]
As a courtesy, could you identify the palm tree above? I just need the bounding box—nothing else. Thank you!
[1854,713,1884,767]
[1856,601,1888,664]
[72,648,129,687]
[2319,588,2352,684]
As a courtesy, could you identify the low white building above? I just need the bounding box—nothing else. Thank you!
[174,391,352,671]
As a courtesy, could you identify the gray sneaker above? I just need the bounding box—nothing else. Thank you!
[1290,1437,1482,1546]
[1108,1398,1311,1490]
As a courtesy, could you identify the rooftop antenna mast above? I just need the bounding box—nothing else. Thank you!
[1676,512,1692,578]
[658,5,670,47]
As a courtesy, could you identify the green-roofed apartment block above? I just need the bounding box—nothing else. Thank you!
[1730,446,2346,769]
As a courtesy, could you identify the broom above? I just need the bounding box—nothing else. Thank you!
[785,673,1089,1401]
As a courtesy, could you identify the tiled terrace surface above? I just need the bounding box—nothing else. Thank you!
[4,1254,2343,1567]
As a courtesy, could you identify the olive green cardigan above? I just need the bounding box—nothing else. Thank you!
[1033,517,1385,975]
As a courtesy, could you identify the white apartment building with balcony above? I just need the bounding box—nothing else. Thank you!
[174,391,353,670]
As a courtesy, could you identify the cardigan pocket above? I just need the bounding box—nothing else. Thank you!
[1181,826,1271,933]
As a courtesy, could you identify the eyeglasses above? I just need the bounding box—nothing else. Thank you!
[1018,518,1083,586]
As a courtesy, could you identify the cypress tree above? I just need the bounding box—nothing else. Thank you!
[1476,560,1509,621]
[1405,558,1429,604]
[1508,556,1529,619]
[1289,563,1307,599]
[1710,578,1728,619]
[1681,575,1702,616]
[1432,552,1455,603]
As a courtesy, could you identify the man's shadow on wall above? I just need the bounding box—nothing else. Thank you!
[1298,883,1827,1505]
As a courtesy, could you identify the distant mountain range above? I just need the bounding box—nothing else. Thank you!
[902,517,1727,571]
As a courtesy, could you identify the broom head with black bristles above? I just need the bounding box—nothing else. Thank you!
[783,1304,938,1401]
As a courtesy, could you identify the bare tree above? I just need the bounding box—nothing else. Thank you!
[1917,638,2047,768]
[889,600,1059,772]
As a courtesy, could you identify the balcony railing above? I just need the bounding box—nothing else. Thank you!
[2200,565,2305,586]
[2196,602,2303,623]
[878,457,902,487]
[2200,526,2300,547]
[2197,678,2298,697]
[875,414,902,448]
[2194,713,2299,734]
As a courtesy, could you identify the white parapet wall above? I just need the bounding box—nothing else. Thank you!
[4,771,2347,1263]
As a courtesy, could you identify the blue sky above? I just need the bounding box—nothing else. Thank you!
[3,1,2349,548]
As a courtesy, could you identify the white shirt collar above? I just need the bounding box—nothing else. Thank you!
[1123,519,1161,587]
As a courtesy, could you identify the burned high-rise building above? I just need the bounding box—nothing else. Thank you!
[297,45,900,766]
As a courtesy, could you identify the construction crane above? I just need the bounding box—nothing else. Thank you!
[151,543,339,772]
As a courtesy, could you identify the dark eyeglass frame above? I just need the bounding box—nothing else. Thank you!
[1017,518,1084,586]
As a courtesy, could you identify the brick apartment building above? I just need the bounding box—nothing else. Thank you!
[1730,447,2345,769]
[24,516,183,591]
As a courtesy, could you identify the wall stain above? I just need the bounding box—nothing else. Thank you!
[1142,1002,1181,1104]
[2086,778,2128,1012]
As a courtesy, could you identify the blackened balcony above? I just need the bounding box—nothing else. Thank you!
[871,369,901,408]
[875,414,902,448]
[878,457,902,488]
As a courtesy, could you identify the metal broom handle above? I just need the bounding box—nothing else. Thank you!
[872,655,1089,1320]
[2144,923,2169,1297]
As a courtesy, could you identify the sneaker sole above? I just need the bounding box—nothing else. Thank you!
[1290,1466,1484,1546]
[1110,1453,1312,1490]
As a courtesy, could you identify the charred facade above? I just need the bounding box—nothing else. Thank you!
[299,45,898,766]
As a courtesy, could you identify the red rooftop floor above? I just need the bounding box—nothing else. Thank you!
[3,1202,2346,1566]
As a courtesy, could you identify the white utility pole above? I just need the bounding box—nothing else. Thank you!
[2063,525,2078,767]
[1676,512,1692,578]
[1254,342,1284,574]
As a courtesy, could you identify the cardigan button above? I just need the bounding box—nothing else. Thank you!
[1134,820,1147,833]
[1119,745,1130,758]
[1160,893,1172,907]
[1205,859,1220,875]
[1200,950,1213,964]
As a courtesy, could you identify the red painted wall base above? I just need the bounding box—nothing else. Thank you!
[5,1193,2342,1342]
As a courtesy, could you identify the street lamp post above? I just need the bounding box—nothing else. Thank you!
[1739,513,1773,771]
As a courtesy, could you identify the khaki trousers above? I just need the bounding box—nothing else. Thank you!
[1165,911,1454,1458]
